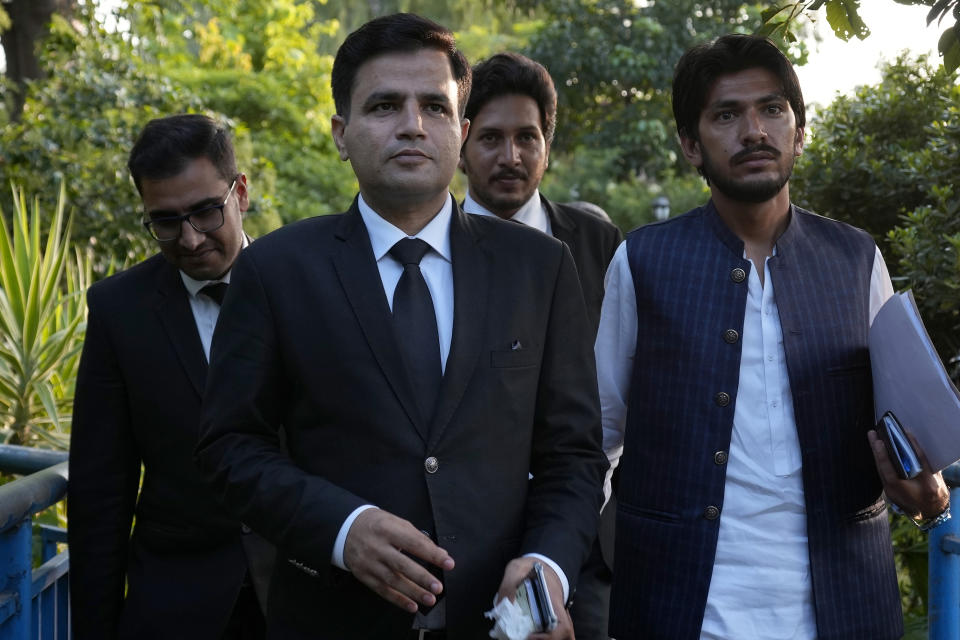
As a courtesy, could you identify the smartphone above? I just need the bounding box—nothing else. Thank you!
[876,411,922,479]
[515,561,558,632]
[405,530,445,615]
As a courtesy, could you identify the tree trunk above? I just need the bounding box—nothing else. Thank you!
[0,0,74,120]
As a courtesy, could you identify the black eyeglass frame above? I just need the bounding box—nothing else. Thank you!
[142,176,239,242]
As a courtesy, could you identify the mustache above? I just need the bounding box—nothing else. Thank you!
[491,169,528,181]
[731,144,781,164]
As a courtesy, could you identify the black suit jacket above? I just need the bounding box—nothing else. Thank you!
[541,197,622,335]
[542,197,622,579]
[68,254,255,639]
[196,200,607,639]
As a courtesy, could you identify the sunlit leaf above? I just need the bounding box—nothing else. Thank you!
[939,25,960,72]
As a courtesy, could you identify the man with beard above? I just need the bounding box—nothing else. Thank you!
[459,52,621,335]
[458,54,621,639]
[596,34,950,639]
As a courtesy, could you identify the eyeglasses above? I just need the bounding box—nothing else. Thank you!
[142,178,238,242]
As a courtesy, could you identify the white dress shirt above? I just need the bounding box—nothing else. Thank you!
[596,240,893,639]
[332,194,570,603]
[180,236,249,361]
[463,189,553,236]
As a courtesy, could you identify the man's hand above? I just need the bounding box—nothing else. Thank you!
[496,557,574,640]
[343,509,454,613]
[868,430,950,520]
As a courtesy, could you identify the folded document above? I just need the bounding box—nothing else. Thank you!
[870,291,960,473]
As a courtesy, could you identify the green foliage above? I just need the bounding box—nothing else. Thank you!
[0,3,285,264]
[541,146,709,232]
[760,0,960,73]
[792,55,956,242]
[126,0,360,219]
[125,0,549,221]
[792,54,960,377]
[456,19,541,62]
[760,0,869,41]
[0,184,89,449]
[0,7,199,265]
[888,181,960,380]
[309,0,539,56]
[524,0,801,181]
[890,512,930,621]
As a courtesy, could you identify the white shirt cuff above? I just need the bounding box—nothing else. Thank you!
[523,553,569,604]
[332,504,378,570]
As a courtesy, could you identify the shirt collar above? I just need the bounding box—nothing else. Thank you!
[463,189,549,235]
[358,193,453,263]
[179,234,249,298]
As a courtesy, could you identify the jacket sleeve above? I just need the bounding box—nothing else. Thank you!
[67,289,141,639]
[521,243,608,593]
[194,248,368,582]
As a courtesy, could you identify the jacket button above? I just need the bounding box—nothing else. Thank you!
[704,505,721,520]
[714,392,730,407]
[723,329,739,344]
[714,450,728,465]
[241,523,252,534]
[424,456,439,474]
[730,267,746,283]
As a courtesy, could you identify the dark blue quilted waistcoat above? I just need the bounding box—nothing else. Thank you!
[609,201,902,640]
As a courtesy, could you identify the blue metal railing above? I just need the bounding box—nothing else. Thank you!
[930,462,960,639]
[0,445,70,640]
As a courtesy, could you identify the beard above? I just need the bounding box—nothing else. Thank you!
[701,145,795,204]
[467,166,538,219]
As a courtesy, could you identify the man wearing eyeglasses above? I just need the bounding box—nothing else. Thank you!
[68,114,271,639]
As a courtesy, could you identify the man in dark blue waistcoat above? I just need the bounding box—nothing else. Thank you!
[596,34,951,640]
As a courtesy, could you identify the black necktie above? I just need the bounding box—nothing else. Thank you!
[200,282,229,306]
[389,238,442,425]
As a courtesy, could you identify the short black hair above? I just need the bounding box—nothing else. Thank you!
[128,114,237,194]
[331,13,471,119]
[672,34,805,142]
[464,52,558,144]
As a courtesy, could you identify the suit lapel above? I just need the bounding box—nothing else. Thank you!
[332,204,428,442]
[544,197,578,254]
[153,261,207,396]
[427,207,490,448]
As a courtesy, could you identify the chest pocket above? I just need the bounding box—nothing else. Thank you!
[490,348,540,368]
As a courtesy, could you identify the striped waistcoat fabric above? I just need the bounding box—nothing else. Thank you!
[608,202,902,640]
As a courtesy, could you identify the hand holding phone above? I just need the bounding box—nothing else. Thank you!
[515,562,558,633]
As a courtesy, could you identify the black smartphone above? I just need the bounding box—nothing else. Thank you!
[876,411,922,479]
[516,561,558,632]
[406,530,445,615]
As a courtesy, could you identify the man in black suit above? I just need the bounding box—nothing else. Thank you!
[195,14,606,639]
[68,114,271,639]
[459,52,621,639]
[459,52,621,334]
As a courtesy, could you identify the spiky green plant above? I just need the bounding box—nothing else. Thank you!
[0,183,90,449]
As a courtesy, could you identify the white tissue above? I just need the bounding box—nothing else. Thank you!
[485,595,536,640]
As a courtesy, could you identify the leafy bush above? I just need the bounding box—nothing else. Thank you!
[541,146,709,232]
[793,55,956,245]
[0,6,284,269]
